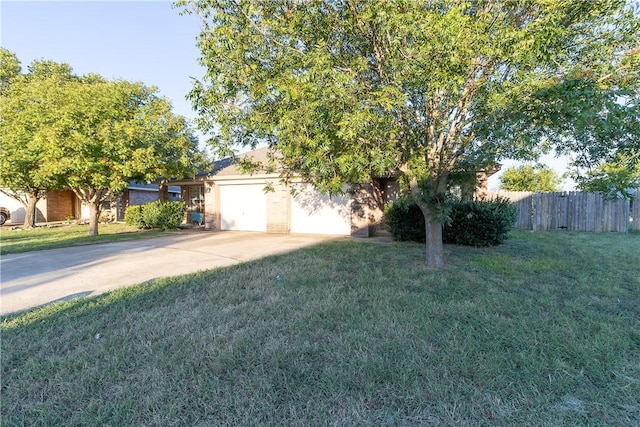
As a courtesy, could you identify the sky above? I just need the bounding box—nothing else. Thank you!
[1,0,204,123]
[0,0,574,190]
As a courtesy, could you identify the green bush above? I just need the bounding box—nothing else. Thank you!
[384,196,517,247]
[124,205,145,228]
[125,201,186,230]
[443,197,518,247]
[384,196,427,242]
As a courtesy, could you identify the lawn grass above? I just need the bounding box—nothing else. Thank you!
[1,231,639,426]
[0,223,167,255]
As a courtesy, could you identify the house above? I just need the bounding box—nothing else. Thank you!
[167,147,498,237]
[0,190,85,224]
[166,147,385,236]
[0,183,180,225]
[114,183,181,221]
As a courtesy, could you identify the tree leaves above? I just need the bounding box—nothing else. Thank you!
[1,50,204,234]
[178,0,639,266]
[500,164,564,192]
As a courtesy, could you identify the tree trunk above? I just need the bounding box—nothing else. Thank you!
[0,189,45,228]
[408,175,447,269]
[88,202,100,236]
[23,194,40,229]
[419,204,445,269]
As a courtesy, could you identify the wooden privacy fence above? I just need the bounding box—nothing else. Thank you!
[486,191,639,232]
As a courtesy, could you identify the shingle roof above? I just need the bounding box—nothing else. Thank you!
[128,181,180,192]
[212,147,278,177]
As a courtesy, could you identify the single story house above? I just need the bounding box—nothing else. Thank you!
[0,183,180,225]
[0,190,84,225]
[114,183,180,221]
[167,147,498,237]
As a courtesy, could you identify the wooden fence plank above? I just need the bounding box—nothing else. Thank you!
[488,191,533,230]
[486,190,631,232]
[632,194,640,231]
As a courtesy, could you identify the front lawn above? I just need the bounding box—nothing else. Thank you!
[1,231,639,425]
[0,223,167,255]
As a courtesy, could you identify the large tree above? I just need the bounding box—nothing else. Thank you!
[0,50,69,227]
[484,4,640,198]
[500,164,563,192]
[179,0,639,267]
[1,53,203,235]
[574,153,640,199]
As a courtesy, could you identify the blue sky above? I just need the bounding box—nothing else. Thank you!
[1,0,204,123]
[0,0,574,189]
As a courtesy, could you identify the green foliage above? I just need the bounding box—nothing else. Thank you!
[178,0,639,266]
[0,50,204,235]
[126,201,186,230]
[385,197,517,247]
[0,49,67,227]
[0,48,21,89]
[124,205,145,229]
[500,164,563,192]
[142,201,186,230]
[574,152,640,199]
[383,197,426,242]
[443,198,518,247]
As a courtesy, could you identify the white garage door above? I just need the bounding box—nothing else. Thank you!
[219,184,267,231]
[290,184,351,235]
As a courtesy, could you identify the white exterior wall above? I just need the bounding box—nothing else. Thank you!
[0,193,48,224]
[290,183,352,235]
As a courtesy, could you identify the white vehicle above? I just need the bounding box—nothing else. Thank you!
[0,207,10,225]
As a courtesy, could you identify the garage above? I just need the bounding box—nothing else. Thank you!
[219,184,267,232]
[290,184,352,235]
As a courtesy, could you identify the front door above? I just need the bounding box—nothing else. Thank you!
[187,186,204,225]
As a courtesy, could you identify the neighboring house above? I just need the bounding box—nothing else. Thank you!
[0,190,85,224]
[123,182,181,206]
[167,147,499,237]
[0,183,180,224]
[114,182,180,221]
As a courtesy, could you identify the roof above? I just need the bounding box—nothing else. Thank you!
[212,147,279,177]
[128,181,180,193]
[182,147,500,182]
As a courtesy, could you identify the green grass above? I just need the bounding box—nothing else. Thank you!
[0,223,168,255]
[2,231,639,426]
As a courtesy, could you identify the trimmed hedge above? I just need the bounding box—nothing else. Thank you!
[124,205,145,229]
[125,200,186,230]
[383,197,426,242]
[385,197,518,247]
[443,197,518,247]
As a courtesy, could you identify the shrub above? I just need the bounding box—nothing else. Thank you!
[125,201,186,230]
[143,201,186,230]
[384,196,426,242]
[124,205,145,228]
[384,196,518,247]
[443,197,518,247]
[99,211,115,223]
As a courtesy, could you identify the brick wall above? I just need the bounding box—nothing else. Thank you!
[351,182,385,237]
[266,180,289,233]
[204,183,217,229]
[129,190,159,206]
[46,190,76,221]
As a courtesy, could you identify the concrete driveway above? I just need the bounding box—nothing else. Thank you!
[0,230,340,315]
